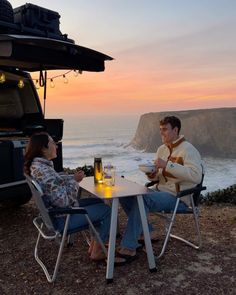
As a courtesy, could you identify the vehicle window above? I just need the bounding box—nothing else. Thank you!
[0,72,40,119]
[0,87,23,118]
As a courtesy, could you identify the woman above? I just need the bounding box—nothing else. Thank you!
[24,132,115,262]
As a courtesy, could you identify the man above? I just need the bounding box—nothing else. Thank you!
[118,116,203,260]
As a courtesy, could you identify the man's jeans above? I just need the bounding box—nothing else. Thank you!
[119,191,188,250]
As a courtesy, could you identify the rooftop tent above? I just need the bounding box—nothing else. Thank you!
[0,1,113,72]
[0,34,113,72]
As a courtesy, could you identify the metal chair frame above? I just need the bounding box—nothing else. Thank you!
[25,175,106,283]
[146,176,206,259]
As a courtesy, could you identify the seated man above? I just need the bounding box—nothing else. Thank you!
[118,116,203,260]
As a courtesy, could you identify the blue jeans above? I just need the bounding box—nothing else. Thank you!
[54,198,111,242]
[119,192,188,250]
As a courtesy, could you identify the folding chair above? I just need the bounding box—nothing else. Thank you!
[25,175,106,283]
[146,173,206,259]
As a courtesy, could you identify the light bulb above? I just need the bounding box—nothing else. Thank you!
[0,73,6,83]
[18,79,24,88]
[50,78,55,88]
[63,74,68,84]
[35,79,40,90]
[73,70,78,77]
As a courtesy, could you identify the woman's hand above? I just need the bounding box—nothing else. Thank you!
[74,170,85,182]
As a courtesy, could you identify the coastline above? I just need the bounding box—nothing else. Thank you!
[62,115,236,195]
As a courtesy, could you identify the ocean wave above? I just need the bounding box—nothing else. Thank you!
[63,152,236,194]
[63,139,126,149]
[62,121,236,193]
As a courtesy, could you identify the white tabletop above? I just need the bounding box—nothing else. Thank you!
[80,176,150,199]
[80,175,157,281]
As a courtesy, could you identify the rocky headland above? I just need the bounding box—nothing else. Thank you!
[130,107,236,158]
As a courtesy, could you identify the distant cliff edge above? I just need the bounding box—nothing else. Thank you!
[130,108,236,158]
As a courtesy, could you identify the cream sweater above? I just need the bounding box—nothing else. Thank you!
[148,135,203,205]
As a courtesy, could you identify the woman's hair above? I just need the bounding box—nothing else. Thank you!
[24,132,50,175]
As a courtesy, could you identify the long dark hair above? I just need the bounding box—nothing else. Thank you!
[24,132,49,175]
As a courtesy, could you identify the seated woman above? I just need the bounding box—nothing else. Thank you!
[24,132,121,263]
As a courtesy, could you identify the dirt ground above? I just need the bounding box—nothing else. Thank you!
[0,201,235,295]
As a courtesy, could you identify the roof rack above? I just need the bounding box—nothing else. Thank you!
[0,1,74,43]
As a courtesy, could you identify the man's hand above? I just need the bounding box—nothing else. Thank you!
[146,172,156,178]
[154,158,167,169]
[74,170,85,182]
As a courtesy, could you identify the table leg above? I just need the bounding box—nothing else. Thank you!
[137,195,157,272]
[106,198,119,283]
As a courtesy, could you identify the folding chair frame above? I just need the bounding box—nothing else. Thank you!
[146,180,206,259]
[26,175,107,283]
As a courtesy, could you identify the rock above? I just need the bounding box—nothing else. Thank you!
[130,107,236,158]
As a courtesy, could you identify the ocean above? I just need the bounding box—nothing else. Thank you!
[62,115,236,194]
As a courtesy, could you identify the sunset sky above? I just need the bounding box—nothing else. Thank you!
[11,0,236,117]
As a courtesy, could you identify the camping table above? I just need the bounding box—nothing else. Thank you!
[80,175,157,282]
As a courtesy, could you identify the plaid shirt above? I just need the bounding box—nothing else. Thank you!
[30,157,79,208]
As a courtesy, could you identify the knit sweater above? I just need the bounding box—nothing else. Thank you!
[148,135,203,205]
[30,157,79,208]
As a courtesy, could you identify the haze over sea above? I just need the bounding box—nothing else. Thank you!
[63,115,236,194]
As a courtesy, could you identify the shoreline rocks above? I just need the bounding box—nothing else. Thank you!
[130,107,236,158]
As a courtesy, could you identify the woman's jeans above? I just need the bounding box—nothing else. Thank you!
[119,191,188,250]
[54,198,111,242]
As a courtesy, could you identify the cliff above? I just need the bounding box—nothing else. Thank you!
[130,107,236,158]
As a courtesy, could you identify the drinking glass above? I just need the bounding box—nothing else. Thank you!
[103,164,115,186]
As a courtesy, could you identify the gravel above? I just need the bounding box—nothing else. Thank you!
[0,201,235,295]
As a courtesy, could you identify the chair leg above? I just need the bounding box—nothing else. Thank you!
[170,213,202,249]
[34,216,70,283]
[190,206,202,248]
[156,199,180,259]
[156,198,202,259]
[67,234,75,247]
[81,230,91,246]
[170,195,202,250]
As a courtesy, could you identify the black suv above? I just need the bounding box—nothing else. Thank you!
[0,1,112,207]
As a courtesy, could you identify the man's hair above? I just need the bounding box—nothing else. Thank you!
[160,116,181,134]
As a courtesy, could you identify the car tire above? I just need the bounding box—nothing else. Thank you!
[0,183,32,208]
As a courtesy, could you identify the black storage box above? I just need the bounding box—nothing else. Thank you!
[14,3,61,36]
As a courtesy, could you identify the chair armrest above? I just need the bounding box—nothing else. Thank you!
[145,180,158,188]
[49,207,87,216]
[177,186,206,198]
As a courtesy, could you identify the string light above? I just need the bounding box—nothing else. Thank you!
[18,79,24,88]
[35,79,40,89]
[0,73,6,83]
[63,74,68,84]
[0,69,81,89]
[50,78,55,88]
[73,70,78,77]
